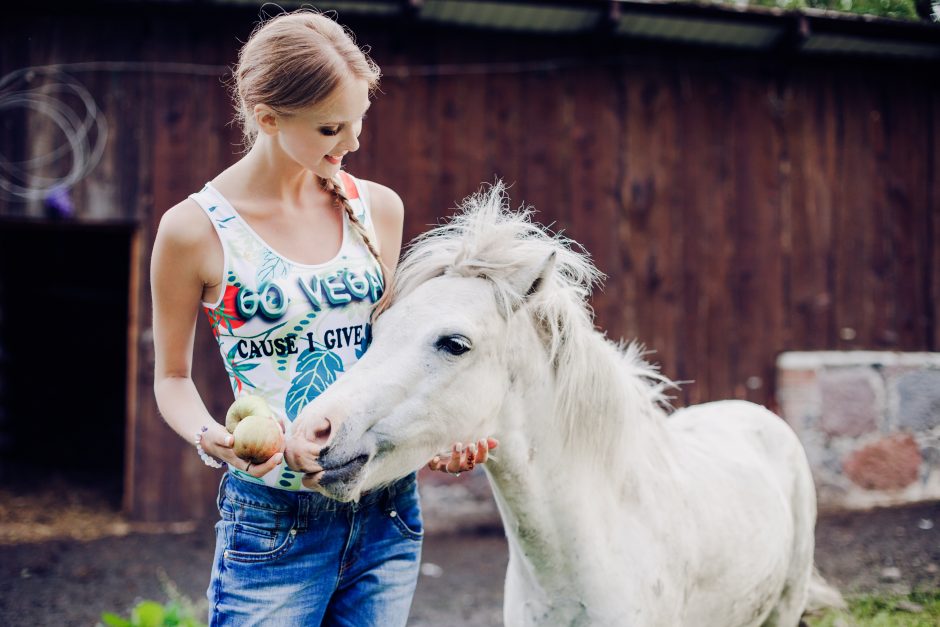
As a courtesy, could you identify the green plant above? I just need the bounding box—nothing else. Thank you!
[100,599,206,627]
[100,569,207,627]
[807,590,940,627]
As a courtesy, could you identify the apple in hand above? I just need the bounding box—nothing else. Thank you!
[225,394,283,465]
[226,394,273,432]
[232,415,284,464]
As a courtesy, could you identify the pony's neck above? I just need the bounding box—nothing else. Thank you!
[492,321,677,506]
[553,328,673,480]
[504,316,674,487]
[485,321,679,613]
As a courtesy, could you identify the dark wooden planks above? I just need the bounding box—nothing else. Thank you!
[2,10,938,520]
[931,85,940,352]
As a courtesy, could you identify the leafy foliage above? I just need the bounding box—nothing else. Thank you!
[807,590,940,626]
[100,600,205,627]
[721,0,929,21]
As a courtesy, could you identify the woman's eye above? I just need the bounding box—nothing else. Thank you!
[320,127,340,136]
[435,335,472,356]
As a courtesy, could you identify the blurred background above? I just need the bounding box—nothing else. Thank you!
[0,1,938,625]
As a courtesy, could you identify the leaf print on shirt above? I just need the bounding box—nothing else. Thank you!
[204,285,247,336]
[284,345,344,421]
[257,249,291,285]
[224,343,259,394]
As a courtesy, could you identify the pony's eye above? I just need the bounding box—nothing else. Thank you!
[435,335,472,356]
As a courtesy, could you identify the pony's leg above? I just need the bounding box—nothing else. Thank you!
[762,451,819,627]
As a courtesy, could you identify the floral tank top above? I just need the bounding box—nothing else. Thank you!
[188,171,383,491]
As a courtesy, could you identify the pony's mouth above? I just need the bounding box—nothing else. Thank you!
[312,453,370,489]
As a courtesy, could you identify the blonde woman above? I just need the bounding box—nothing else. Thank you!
[150,10,495,624]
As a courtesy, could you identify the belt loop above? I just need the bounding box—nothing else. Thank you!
[384,476,400,512]
[296,493,309,532]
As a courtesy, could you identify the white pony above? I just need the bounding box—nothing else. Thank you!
[292,183,841,626]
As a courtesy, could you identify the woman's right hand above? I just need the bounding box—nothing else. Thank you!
[200,421,284,478]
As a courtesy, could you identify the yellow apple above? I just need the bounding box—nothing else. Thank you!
[232,415,284,465]
[225,394,273,433]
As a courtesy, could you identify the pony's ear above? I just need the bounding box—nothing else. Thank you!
[512,250,556,306]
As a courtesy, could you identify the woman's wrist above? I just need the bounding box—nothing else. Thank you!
[195,425,225,469]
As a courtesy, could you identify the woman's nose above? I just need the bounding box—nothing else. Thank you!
[342,127,360,153]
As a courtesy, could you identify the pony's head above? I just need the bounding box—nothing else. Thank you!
[297,182,605,500]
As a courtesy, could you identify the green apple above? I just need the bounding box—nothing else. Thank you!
[232,415,284,465]
[225,394,273,433]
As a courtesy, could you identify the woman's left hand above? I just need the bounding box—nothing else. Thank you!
[427,437,499,475]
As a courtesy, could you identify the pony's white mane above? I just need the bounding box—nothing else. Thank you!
[391,183,676,458]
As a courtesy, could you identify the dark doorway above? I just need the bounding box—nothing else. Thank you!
[0,219,134,503]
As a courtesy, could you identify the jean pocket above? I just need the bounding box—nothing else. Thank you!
[220,492,297,563]
[222,521,298,563]
[389,479,424,541]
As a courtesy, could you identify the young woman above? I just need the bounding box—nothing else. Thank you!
[150,10,494,625]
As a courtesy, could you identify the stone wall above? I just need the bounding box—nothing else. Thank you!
[777,352,940,511]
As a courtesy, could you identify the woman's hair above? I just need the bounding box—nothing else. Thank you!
[319,174,394,319]
[231,10,392,317]
[231,9,380,150]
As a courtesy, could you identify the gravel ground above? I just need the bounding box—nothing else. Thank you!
[0,482,937,626]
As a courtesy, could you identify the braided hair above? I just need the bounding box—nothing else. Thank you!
[318,175,394,319]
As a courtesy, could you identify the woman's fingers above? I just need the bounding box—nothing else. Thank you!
[284,435,324,474]
[245,452,284,477]
[446,442,464,473]
[475,439,488,464]
[211,426,234,448]
[426,437,499,474]
[465,444,476,471]
[200,424,235,460]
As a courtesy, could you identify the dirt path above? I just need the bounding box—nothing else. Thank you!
[0,495,937,626]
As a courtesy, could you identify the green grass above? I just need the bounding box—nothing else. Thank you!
[807,590,940,627]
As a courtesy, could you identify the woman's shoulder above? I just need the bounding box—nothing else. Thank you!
[359,178,404,226]
[156,197,216,249]
[153,196,224,294]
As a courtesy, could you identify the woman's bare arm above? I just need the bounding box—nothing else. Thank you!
[150,200,282,475]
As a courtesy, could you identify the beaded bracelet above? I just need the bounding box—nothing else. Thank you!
[195,425,225,469]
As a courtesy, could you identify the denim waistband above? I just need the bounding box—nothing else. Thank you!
[218,470,417,529]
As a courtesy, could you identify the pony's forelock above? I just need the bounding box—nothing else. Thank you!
[392,181,602,341]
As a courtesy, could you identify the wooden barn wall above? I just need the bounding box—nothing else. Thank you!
[1,6,937,520]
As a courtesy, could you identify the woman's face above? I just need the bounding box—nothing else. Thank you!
[274,76,371,179]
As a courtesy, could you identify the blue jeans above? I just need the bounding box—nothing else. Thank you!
[207,471,423,626]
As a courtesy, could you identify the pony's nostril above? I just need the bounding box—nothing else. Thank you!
[314,417,332,445]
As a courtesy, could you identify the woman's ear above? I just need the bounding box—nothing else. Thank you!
[253,104,279,136]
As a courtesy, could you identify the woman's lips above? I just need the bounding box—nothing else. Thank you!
[324,154,343,165]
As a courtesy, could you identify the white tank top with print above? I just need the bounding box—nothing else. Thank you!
[188,171,383,492]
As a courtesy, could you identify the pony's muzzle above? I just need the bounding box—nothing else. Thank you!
[316,453,369,488]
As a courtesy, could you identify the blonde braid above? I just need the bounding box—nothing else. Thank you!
[319,175,394,319]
